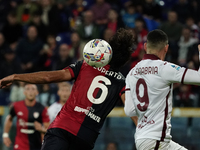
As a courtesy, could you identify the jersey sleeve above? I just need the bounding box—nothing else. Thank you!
[63,60,83,80]
[124,74,137,117]
[41,107,50,123]
[9,104,16,118]
[160,62,187,84]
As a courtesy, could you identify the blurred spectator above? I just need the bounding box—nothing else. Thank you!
[1,10,23,50]
[0,48,22,79]
[129,28,145,68]
[107,8,124,33]
[76,10,100,41]
[70,0,86,30]
[185,16,199,40]
[39,0,61,35]
[56,0,71,32]
[90,0,111,31]
[143,0,162,21]
[178,27,198,66]
[69,32,85,61]
[159,11,183,61]
[0,0,18,27]
[53,43,73,70]
[16,0,38,25]
[9,81,25,102]
[174,84,196,107]
[172,0,190,24]
[187,43,200,67]
[135,18,148,43]
[0,33,9,61]
[105,142,118,150]
[188,0,200,25]
[38,84,56,107]
[15,25,43,72]
[103,28,114,42]
[122,3,139,28]
[39,34,59,71]
[48,82,71,123]
[105,0,122,12]
[28,10,47,42]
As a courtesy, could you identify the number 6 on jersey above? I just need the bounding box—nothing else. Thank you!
[87,76,111,104]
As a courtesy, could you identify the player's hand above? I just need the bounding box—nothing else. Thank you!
[3,137,12,147]
[34,121,43,132]
[198,44,200,52]
[0,75,15,89]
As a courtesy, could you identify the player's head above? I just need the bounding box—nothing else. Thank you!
[108,28,135,69]
[24,84,38,101]
[57,82,71,103]
[145,29,168,57]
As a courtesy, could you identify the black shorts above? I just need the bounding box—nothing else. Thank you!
[41,128,94,150]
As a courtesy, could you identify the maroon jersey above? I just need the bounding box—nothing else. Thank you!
[10,100,49,150]
[49,60,125,145]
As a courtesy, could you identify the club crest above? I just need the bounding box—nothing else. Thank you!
[33,112,39,119]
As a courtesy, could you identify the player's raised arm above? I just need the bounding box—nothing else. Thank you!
[0,69,72,89]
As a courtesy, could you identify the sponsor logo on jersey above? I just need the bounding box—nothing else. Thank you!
[17,111,23,116]
[14,144,19,149]
[33,112,39,119]
[74,106,101,123]
[171,65,180,71]
[138,115,155,129]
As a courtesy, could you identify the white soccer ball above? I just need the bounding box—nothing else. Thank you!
[83,39,112,67]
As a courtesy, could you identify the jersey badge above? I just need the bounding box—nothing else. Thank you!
[171,65,180,71]
[17,111,23,116]
[33,112,39,119]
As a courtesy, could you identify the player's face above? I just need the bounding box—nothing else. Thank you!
[24,84,38,101]
[58,86,71,102]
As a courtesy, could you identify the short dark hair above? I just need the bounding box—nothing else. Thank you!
[108,28,135,69]
[147,29,168,51]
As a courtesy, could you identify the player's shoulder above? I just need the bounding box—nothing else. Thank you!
[159,61,181,71]
[12,100,25,107]
[48,102,61,110]
[35,102,46,110]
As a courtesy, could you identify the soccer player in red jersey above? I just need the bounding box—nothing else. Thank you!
[3,84,50,150]
[0,28,137,150]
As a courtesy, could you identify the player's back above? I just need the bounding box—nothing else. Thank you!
[49,61,125,145]
[126,54,177,142]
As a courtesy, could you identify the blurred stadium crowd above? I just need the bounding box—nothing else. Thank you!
[0,0,200,107]
[0,0,200,150]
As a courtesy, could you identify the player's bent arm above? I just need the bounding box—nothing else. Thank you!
[3,115,13,147]
[130,116,138,126]
[121,93,138,126]
[34,121,50,134]
[0,69,72,88]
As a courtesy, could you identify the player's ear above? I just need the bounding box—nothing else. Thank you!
[36,89,39,96]
[165,44,169,53]
[144,42,147,52]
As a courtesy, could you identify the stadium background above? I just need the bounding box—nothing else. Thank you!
[0,0,200,149]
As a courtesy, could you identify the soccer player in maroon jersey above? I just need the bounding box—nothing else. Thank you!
[0,28,137,150]
[3,84,50,150]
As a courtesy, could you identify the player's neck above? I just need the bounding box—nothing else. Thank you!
[59,100,65,106]
[24,99,36,107]
[148,51,165,61]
